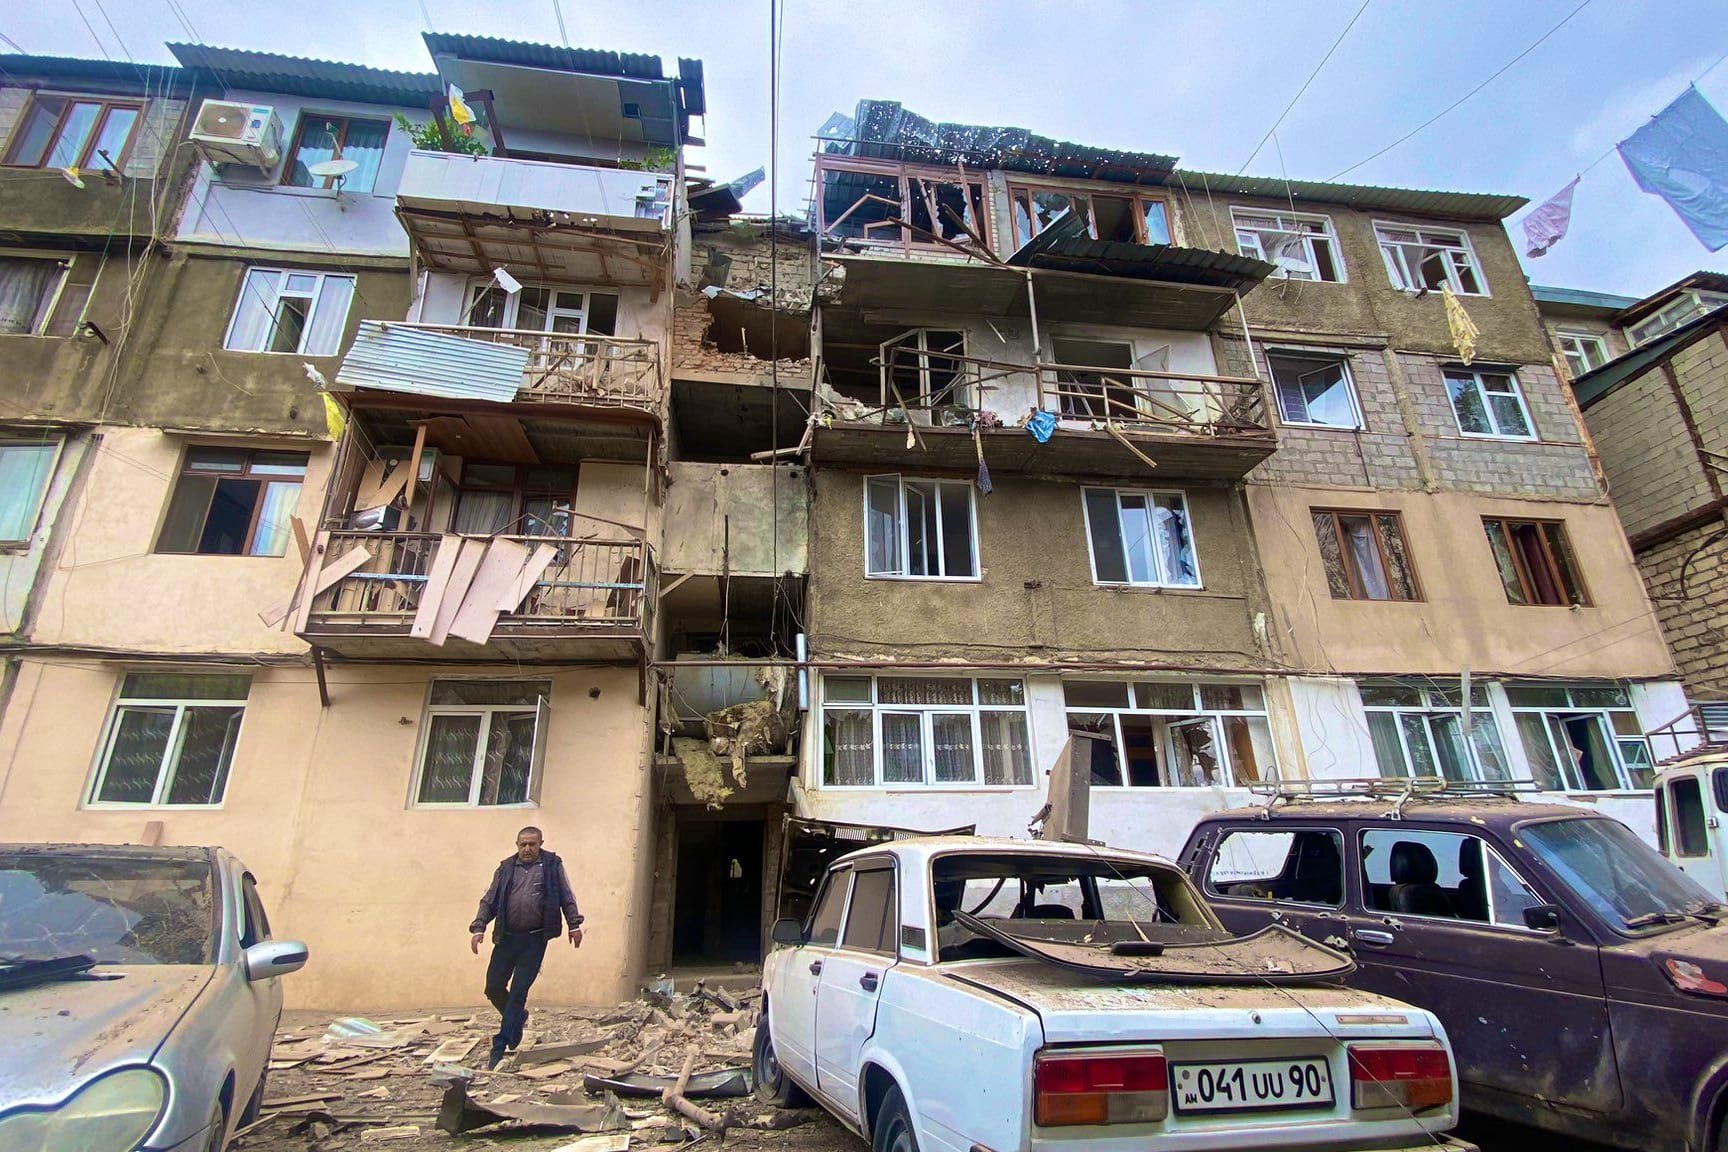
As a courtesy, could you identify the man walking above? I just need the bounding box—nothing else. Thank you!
[470,826,583,1068]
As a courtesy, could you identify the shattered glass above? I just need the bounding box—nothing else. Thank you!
[0,853,215,965]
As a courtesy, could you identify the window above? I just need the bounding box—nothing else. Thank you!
[1232,210,1343,281]
[1360,680,1510,782]
[821,675,1032,788]
[465,283,619,335]
[240,873,272,948]
[225,268,355,355]
[1011,184,1171,248]
[883,329,967,408]
[1445,368,1534,440]
[806,867,850,946]
[1359,828,1543,927]
[865,475,976,579]
[1269,354,1361,428]
[452,464,578,537]
[1671,776,1709,858]
[1205,829,1344,906]
[814,157,990,250]
[1063,680,1276,788]
[283,114,388,193]
[0,440,61,544]
[1626,290,1728,347]
[157,447,308,557]
[89,673,250,807]
[1483,518,1587,607]
[1375,223,1486,295]
[1556,331,1609,378]
[4,94,141,171]
[1083,488,1199,587]
[413,680,550,807]
[1312,509,1419,601]
[0,255,70,336]
[1507,682,1651,791]
[841,866,897,955]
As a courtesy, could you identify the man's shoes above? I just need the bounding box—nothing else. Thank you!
[508,1012,529,1050]
[486,1048,505,1071]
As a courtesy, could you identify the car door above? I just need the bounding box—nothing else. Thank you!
[1342,825,1621,1113]
[1194,823,1352,951]
[234,872,283,1095]
[773,865,850,1090]
[814,859,897,1124]
[1663,772,1722,894]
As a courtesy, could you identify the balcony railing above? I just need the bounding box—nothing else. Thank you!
[303,531,654,639]
[397,325,662,410]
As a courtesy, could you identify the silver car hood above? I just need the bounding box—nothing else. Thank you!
[0,965,213,1108]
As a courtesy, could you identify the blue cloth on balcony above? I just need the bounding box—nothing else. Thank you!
[1619,86,1728,252]
[1026,409,1058,443]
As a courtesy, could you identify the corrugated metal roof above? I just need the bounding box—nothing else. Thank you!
[1171,170,1528,221]
[1530,284,1641,312]
[0,54,187,92]
[1573,307,1728,408]
[166,44,440,105]
[421,33,666,80]
[336,321,529,404]
[1006,211,1274,291]
[1613,270,1728,325]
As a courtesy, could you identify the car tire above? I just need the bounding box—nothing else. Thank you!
[202,1098,227,1152]
[871,1084,919,1152]
[239,1065,267,1128]
[752,1015,812,1108]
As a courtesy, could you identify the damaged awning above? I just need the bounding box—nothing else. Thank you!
[336,321,529,404]
[1006,211,1276,293]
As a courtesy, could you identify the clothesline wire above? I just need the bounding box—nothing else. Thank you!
[1235,0,1373,175]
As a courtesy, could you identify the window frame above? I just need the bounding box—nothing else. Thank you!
[154,446,309,558]
[863,474,979,582]
[1080,486,1202,589]
[1009,181,1172,249]
[410,679,552,809]
[839,861,900,957]
[1357,827,1550,932]
[1312,508,1422,602]
[1626,291,1728,347]
[86,673,251,809]
[222,267,356,356]
[1372,220,1489,297]
[1443,367,1536,441]
[280,112,389,192]
[812,154,994,252]
[1230,208,1345,283]
[1061,679,1277,789]
[462,280,619,335]
[0,437,64,546]
[2,92,144,171]
[1203,826,1346,909]
[1267,352,1363,429]
[1506,682,1650,793]
[819,675,1033,791]
[1482,517,1590,607]
[881,327,968,408]
[1555,330,1609,378]
[0,251,76,337]
[1359,680,1507,782]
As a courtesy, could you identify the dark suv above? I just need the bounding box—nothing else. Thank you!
[1178,789,1728,1152]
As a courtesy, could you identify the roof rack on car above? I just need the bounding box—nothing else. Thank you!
[1247,777,1545,821]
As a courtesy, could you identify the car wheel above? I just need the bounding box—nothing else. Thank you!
[871,1084,919,1152]
[752,1015,811,1107]
[202,1098,227,1152]
[239,1065,267,1128]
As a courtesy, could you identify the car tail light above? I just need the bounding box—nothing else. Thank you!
[1664,958,1728,997]
[1347,1044,1452,1112]
[1033,1049,1168,1126]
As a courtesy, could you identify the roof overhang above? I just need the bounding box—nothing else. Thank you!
[1172,170,1527,221]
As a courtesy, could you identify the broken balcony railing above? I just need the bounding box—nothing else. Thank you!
[304,531,654,634]
[398,325,663,410]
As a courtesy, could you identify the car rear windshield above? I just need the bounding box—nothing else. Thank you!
[0,853,216,965]
[1521,818,1715,933]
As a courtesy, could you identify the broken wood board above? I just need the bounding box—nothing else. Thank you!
[500,542,559,611]
[409,533,464,639]
[427,537,488,645]
[262,1093,344,1109]
[310,545,374,597]
[518,1036,615,1065]
[517,1061,572,1080]
[360,1127,420,1143]
[356,457,411,510]
[550,1136,632,1152]
[423,1036,480,1065]
[346,1067,391,1081]
[448,537,533,643]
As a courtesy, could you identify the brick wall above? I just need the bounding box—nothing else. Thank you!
[0,87,26,151]
[1639,519,1728,699]
[1585,365,1713,538]
[672,223,814,377]
[1674,328,1728,462]
[125,97,188,180]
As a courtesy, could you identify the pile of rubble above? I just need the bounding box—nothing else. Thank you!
[235,981,824,1151]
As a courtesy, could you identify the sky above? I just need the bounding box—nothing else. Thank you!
[6,0,1728,299]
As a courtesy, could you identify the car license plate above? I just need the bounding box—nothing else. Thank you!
[1171,1058,1334,1114]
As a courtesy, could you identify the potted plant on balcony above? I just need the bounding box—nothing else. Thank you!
[394,113,490,157]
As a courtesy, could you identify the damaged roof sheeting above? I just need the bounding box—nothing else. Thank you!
[1006,210,1276,292]
[1171,170,1528,221]
[823,100,1178,183]
[335,321,530,404]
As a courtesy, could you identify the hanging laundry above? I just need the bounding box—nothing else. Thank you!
[1619,86,1728,252]
[1026,409,1058,443]
[973,426,993,494]
[1523,177,1579,257]
[1442,284,1480,366]
[447,84,476,126]
[321,392,346,441]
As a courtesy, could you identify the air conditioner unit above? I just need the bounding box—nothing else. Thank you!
[189,99,283,173]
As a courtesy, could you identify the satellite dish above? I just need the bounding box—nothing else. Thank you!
[308,158,360,180]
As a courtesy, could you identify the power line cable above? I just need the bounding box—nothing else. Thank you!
[1236,0,1372,175]
[552,0,569,47]
[0,29,27,53]
[88,0,134,61]
[1332,0,1594,180]
[68,0,115,61]
[417,0,434,32]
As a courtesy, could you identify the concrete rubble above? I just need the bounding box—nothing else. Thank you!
[234,983,831,1152]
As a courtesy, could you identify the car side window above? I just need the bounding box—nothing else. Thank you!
[240,873,271,948]
[1360,829,1542,928]
[841,866,897,955]
[1671,777,1709,858]
[1206,828,1343,907]
[807,868,850,947]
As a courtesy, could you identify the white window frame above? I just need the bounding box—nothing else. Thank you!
[0,437,64,546]
[1231,208,1345,282]
[1080,486,1201,588]
[1061,679,1276,789]
[410,680,551,808]
[1555,330,1609,378]
[0,250,74,336]
[1626,290,1728,347]
[863,474,979,582]
[818,674,1033,790]
[1444,367,1537,441]
[1373,220,1489,296]
[86,674,251,808]
[1506,682,1651,793]
[1267,352,1364,429]
[463,280,615,334]
[1359,680,1507,782]
[222,267,355,355]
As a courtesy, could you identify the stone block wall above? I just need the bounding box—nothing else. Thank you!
[1583,366,1712,538]
[1639,519,1728,699]
[672,222,814,378]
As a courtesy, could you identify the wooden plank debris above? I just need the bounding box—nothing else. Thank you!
[409,534,463,638]
[449,537,532,643]
[423,1036,480,1065]
[518,1061,572,1080]
[428,537,487,645]
[519,1036,614,1065]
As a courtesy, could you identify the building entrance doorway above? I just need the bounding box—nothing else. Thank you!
[671,816,764,965]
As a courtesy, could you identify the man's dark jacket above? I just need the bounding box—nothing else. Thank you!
[470,850,583,943]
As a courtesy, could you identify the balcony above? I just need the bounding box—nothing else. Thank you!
[395,150,676,287]
[295,530,655,661]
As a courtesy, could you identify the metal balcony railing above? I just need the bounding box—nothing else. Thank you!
[398,325,662,411]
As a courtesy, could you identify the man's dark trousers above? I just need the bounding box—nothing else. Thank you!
[485,931,549,1056]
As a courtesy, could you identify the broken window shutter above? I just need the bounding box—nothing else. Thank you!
[45,254,98,337]
[529,693,551,804]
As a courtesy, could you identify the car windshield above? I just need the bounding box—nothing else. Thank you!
[1521,818,1717,933]
[0,853,215,965]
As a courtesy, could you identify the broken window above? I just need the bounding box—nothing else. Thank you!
[465,282,619,336]
[1483,518,1588,607]
[815,157,990,251]
[1626,290,1728,347]
[1083,487,1199,587]
[451,464,577,538]
[1206,829,1344,906]
[1445,368,1533,439]
[1061,679,1275,788]
[225,268,355,355]
[0,254,74,335]
[0,440,60,544]
[1508,683,1650,791]
[1556,331,1609,378]
[1360,680,1507,782]
[1011,184,1170,248]
[819,675,1031,788]
[414,680,550,807]
[883,329,967,408]
[1049,337,1150,420]
[906,176,988,244]
[1269,354,1360,428]
[1311,509,1420,601]
[1374,223,1486,295]
[89,673,251,807]
[865,475,976,579]
[157,447,308,557]
[1232,210,1343,281]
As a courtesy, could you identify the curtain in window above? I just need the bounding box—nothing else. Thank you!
[981,712,1031,785]
[881,713,924,783]
[478,712,536,805]
[1344,517,1389,598]
[227,270,279,351]
[1516,714,1565,790]
[162,706,243,805]
[419,715,481,803]
[454,491,512,535]
[0,444,57,541]
[0,258,58,334]
[1152,498,1197,585]
[931,714,976,782]
[303,276,353,356]
[1368,713,1409,777]
[823,709,874,785]
[341,119,388,193]
[248,481,300,557]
